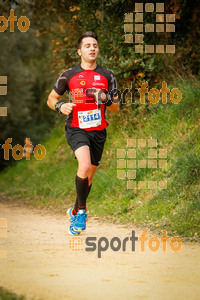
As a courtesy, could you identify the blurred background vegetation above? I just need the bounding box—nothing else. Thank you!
[0,0,199,238]
[0,0,199,169]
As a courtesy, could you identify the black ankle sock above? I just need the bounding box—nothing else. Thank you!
[75,182,92,212]
[75,175,88,211]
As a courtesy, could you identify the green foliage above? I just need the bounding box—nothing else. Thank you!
[0,6,55,170]
[0,287,26,300]
[171,153,200,185]
[1,0,199,169]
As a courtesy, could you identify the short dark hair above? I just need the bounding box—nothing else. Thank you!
[77,31,98,49]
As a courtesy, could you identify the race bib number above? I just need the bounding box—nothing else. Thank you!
[78,109,101,129]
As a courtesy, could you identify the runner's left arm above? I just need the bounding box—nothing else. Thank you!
[104,70,119,113]
[106,96,119,113]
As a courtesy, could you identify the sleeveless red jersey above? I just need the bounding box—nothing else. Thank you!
[53,64,117,131]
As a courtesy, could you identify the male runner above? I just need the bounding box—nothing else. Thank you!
[47,31,119,235]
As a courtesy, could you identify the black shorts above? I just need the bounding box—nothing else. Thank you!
[65,125,107,166]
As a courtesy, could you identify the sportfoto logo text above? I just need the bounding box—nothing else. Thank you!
[81,81,182,105]
[0,9,30,33]
[69,230,182,258]
[1,138,46,160]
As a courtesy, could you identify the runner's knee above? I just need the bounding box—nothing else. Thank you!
[78,161,91,175]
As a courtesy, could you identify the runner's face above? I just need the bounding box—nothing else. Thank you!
[78,37,99,63]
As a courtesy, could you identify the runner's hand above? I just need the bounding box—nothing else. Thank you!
[60,103,76,115]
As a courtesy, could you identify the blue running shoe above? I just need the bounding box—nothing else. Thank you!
[73,209,87,232]
[67,207,80,236]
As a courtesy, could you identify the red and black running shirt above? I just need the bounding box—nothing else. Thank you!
[53,64,117,131]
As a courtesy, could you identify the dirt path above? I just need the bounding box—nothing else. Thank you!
[0,201,200,300]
